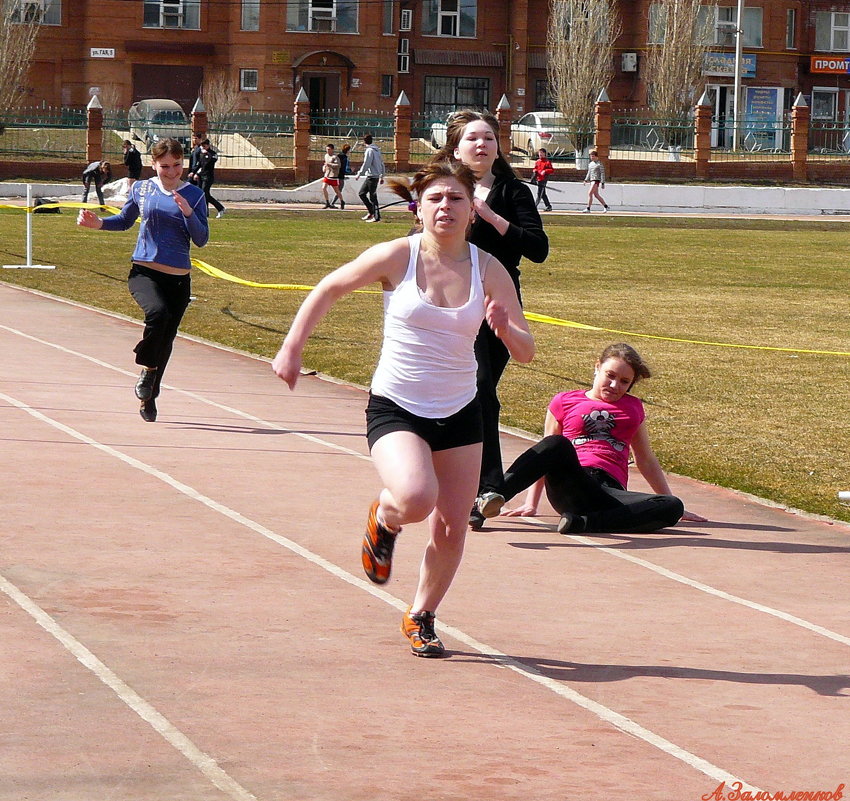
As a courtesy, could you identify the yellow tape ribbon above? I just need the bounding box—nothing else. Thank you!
[191,261,848,356]
[0,202,122,214]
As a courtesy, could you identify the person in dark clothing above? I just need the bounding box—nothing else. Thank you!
[330,143,351,209]
[123,140,143,187]
[186,134,202,186]
[436,110,549,529]
[81,160,112,206]
[196,138,225,218]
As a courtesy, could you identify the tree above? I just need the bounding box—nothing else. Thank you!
[547,0,621,157]
[201,68,241,147]
[0,0,41,115]
[645,0,717,147]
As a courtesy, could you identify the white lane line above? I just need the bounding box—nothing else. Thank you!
[0,322,369,461]
[518,517,850,648]
[0,571,258,801]
[1,389,760,794]
[3,322,848,649]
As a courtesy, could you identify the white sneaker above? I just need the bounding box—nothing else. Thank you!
[603,206,609,213]
[581,208,590,213]
[361,213,373,221]
[476,492,506,519]
[216,208,226,219]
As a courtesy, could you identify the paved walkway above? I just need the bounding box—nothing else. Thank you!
[1,281,848,801]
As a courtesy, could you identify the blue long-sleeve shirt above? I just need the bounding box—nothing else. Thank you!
[100,178,209,269]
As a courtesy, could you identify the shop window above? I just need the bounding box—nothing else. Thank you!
[240,69,259,91]
[241,0,260,30]
[423,76,488,118]
[143,0,201,29]
[421,0,476,38]
[812,89,838,121]
[11,0,61,25]
[286,0,357,33]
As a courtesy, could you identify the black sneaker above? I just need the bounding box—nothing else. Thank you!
[401,607,446,657]
[469,505,485,531]
[134,368,157,400]
[139,398,157,422]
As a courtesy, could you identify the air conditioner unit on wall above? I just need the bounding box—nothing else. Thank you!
[622,52,637,72]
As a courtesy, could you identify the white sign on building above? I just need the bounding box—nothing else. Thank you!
[90,48,115,59]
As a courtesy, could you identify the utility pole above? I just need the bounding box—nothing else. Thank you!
[732,0,744,150]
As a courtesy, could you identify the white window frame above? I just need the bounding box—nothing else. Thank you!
[422,0,475,39]
[240,69,259,91]
[831,12,850,51]
[241,0,260,30]
[400,8,412,30]
[812,87,839,121]
[398,53,410,73]
[143,0,200,30]
[439,0,458,37]
[707,6,763,49]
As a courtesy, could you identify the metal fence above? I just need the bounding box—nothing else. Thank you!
[0,105,87,162]
[612,115,694,162]
[208,111,295,169]
[707,116,792,163]
[809,120,850,158]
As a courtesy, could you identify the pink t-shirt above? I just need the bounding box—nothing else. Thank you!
[547,389,646,488]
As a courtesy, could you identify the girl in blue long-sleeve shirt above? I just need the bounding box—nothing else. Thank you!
[77,138,209,422]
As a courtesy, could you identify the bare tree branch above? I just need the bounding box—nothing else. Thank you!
[547,0,621,151]
[0,0,41,114]
[201,69,241,147]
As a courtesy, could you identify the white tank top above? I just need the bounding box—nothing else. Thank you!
[371,233,486,418]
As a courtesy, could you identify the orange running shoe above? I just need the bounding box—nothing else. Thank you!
[401,607,446,658]
[361,500,398,584]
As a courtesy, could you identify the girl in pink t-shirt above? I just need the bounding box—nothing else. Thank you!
[476,343,705,534]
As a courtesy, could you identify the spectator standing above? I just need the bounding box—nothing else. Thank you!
[532,148,554,212]
[186,134,202,185]
[81,160,112,206]
[321,143,344,209]
[583,150,609,213]
[123,140,143,188]
[197,138,226,219]
[355,134,385,222]
[330,143,351,209]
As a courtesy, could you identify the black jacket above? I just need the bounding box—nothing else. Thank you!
[123,146,142,174]
[197,147,218,179]
[468,172,549,296]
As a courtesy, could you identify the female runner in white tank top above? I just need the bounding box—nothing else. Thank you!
[272,161,534,657]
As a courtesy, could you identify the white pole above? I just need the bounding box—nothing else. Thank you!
[2,183,56,270]
[732,0,744,151]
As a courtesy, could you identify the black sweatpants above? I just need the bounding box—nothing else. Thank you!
[501,434,684,533]
[474,321,512,495]
[127,264,191,399]
[358,176,380,219]
[198,174,224,213]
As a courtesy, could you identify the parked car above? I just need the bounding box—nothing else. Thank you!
[430,116,449,149]
[510,111,573,156]
[128,99,191,151]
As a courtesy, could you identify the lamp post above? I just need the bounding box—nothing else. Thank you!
[732,0,744,150]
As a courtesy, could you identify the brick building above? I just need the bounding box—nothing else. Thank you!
[16,0,850,133]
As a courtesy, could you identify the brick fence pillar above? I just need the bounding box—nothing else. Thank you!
[594,89,612,176]
[294,87,311,183]
[694,92,712,180]
[790,93,810,183]
[86,95,103,163]
[393,91,411,172]
[191,97,208,142]
[495,94,512,161]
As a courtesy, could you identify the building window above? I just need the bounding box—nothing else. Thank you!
[786,8,796,50]
[398,37,410,73]
[535,79,555,111]
[286,0,358,33]
[815,12,850,52]
[381,75,393,97]
[698,5,762,48]
[143,0,201,29]
[240,69,259,91]
[400,8,412,31]
[423,76,488,117]
[422,0,476,38]
[241,0,260,30]
[11,0,61,25]
[812,88,838,121]
[382,0,394,33]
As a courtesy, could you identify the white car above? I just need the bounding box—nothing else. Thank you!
[128,99,192,151]
[510,111,573,156]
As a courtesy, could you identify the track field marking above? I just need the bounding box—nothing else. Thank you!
[1,388,761,793]
[0,570,259,801]
[1,322,847,651]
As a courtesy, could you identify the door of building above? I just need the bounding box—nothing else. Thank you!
[132,64,204,114]
[303,73,340,112]
[706,83,735,148]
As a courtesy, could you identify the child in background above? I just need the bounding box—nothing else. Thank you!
[532,148,554,212]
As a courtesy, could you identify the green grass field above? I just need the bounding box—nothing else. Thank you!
[1,208,848,522]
